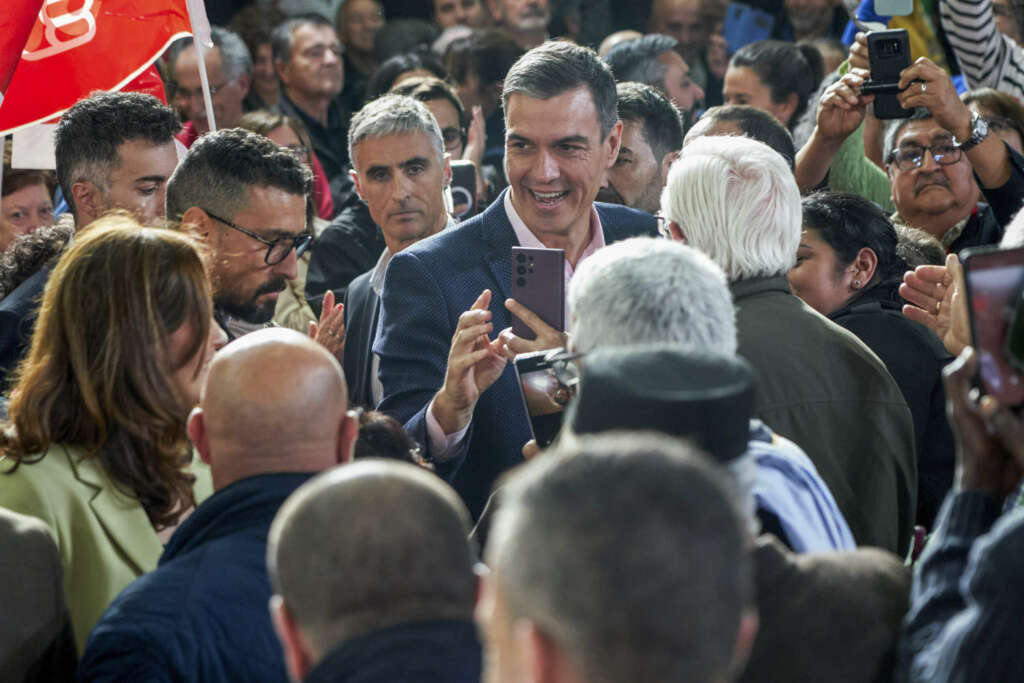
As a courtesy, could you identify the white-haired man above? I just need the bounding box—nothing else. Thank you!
[662,135,917,556]
[568,237,854,553]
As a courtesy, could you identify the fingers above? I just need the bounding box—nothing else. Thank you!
[320,290,335,321]
[309,321,318,337]
[899,278,942,314]
[522,439,540,461]
[505,297,551,335]
[901,302,938,330]
[470,289,492,312]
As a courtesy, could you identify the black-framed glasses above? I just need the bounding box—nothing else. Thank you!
[889,143,963,171]
[655,214,670,238]
[203,210,312,265]
[440,126,465,151]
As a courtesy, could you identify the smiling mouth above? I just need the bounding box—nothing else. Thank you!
[530,189,569,206]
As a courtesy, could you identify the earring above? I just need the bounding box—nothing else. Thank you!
[853,280,861,288]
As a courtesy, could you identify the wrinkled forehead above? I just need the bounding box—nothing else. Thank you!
[895,118,954,148]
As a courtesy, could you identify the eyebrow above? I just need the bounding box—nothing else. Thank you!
[398,156,431,169]
[134,175,168,184]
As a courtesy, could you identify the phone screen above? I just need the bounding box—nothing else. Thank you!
[513,350,580,447]
[964,251,1024,406]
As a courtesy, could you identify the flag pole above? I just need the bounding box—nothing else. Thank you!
[185,0,216,132]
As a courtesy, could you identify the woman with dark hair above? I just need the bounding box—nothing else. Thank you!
[787,192,955,528]
[0,214,226,650]
[723,39,824,130]
[363,50,446,103]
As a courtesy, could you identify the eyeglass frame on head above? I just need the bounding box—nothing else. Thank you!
[202,209,312,265]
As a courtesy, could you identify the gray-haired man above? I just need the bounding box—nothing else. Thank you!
[333,94,454,408]
[169,27,253,144]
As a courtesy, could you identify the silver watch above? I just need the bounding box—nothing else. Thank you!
[957,113,990,153]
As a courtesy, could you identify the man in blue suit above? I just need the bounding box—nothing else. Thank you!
[375,41,657,517]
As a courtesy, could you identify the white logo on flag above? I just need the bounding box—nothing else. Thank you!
[22,0,97,61]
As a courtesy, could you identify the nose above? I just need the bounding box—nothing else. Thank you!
[273,247,300,281]
[918,148,941,171]
[534,148,559,183]
[694,81,705,103]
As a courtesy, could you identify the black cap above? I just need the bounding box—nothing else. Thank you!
[567,346,755,463]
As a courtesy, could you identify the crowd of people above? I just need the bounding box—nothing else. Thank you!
[3,0,1024,680]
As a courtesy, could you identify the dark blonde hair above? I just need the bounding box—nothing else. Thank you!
[2,214,213,528]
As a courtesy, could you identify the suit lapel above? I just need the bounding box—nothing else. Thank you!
[481,191,518,304]
[67,447,163,574]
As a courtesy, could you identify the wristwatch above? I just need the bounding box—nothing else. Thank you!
[956,112,990,153]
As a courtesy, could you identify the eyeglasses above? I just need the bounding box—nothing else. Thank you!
[889,143,963,171]
[170,81,227,101]
[440,126,465,152]
[203,210,312,265]
[655,214,670,238]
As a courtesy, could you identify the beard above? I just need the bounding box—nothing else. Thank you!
[215,278,286,324]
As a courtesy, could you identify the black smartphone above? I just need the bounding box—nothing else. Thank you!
[867,29,912,119]
[962,245,1024,407]
[510,246,565,341]
[513,348,581,447]
[449,160,477,220]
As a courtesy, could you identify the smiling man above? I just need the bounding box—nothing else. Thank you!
[487,0,551,49]
[340,94,453,408]
[166,129,313,339]
[375,41,656,517]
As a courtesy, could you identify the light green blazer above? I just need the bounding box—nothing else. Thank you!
[0,443,212,653]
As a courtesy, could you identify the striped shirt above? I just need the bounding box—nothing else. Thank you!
[939,0,1024,99]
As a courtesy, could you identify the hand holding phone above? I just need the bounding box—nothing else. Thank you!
[513,348,582,447]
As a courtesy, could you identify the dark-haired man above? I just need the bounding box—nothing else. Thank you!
[0,91,180,382]
[434,0,486,28]
[166,128,316,339]
[375,41,656,517]
[597,82,683,214]
[273,14,351,201]
[604,33,704,126]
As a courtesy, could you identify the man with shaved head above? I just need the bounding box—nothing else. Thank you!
[78,328,358,683]
[268,459,482,681]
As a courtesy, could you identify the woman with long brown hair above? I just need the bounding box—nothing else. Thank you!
[0,214,225,651]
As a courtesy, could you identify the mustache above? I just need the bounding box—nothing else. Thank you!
[914,173,951,195]
[254,278,287,297]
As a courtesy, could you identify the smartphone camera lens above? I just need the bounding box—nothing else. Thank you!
[517,265,527,275]
[517,277,527,286]
[517,254,526,263]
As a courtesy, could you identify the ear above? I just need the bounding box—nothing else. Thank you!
[70,181,104,227]
[274,58,289,84]
[668,220,686,243]
[603,120,623,169]
[181,206,212,241]
[729,609,760,679]
[271,595,315,682]
[520,621,572,683]
[851,246,878,288]
[660,150,679,186]
[336,409,359,464]
[187,407,212,466]
[442,153,453,189]
[350,168,364,202]
[772,93,799,128]
[236,71,252,95]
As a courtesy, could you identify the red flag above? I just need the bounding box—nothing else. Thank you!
[0,0,193,136]
[0,1,46,99]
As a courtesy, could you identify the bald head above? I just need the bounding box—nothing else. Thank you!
[189,328,355,489]
[268,459,476,666]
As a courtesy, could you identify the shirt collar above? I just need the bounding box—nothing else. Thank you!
[371,215,457,296]
[502,191,605,274]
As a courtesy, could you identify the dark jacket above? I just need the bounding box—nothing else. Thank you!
[375,191,657,518]
[306,200,383,317]
[305,619,481,683]
[829,281,955,529]
[0,261,53,387]
[743,534,909,683]
[77,473,314,683]
[342,268,380,409]
[732,276,917,555]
